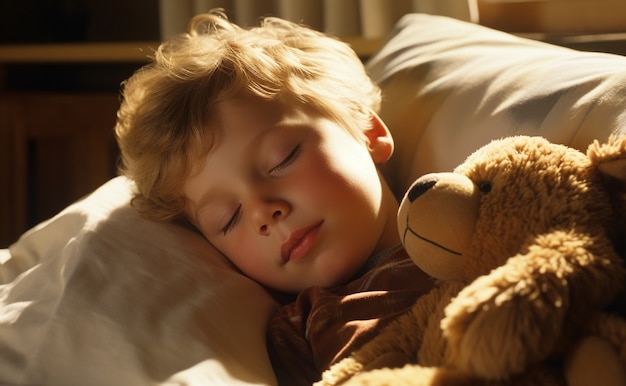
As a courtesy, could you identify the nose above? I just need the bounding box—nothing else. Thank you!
[251,199,290,235]
[408,175,438,202]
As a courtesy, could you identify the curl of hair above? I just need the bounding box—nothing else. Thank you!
[115,10,381,221]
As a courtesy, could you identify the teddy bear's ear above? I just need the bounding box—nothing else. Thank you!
[588,136,626,183]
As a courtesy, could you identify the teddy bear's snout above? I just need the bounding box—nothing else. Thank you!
[408,176,438,203]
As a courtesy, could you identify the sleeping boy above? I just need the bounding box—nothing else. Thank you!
[114,10,434,385]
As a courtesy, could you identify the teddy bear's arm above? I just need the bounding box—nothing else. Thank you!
[316,284,462,386]
[442,231,626,380]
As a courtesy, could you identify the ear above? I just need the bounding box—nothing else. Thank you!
[364,111,394,163]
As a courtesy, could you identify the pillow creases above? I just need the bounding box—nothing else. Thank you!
[0,176,279,386]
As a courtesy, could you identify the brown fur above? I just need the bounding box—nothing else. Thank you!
[317,136,626,386]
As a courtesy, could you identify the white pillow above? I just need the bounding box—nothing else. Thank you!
[367,13,626,197]
[0,176,278,386]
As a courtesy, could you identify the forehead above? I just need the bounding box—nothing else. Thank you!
[189,98,282,174]
[184,98,302,189]
[214,96,284,125]
[207,96,309,145]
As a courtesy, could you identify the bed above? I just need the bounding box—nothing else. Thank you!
[1,13,626,385]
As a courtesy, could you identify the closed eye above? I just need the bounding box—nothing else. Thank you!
[270,145,301,175]
[222,205,242,235]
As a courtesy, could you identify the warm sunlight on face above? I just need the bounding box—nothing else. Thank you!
[183,97,398,292]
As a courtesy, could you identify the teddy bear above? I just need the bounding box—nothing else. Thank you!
[316,135,626,386]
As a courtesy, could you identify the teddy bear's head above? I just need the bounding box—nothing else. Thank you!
[398,135,626,283]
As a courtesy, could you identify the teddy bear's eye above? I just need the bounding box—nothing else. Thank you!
[479,182,492,193]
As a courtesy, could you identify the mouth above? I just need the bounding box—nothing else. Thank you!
[403,226,462,256]
[281,221,323,264]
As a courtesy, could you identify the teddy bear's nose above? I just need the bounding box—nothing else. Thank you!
[408,176,438,202]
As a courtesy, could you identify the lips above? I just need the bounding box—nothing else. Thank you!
[281,221,323,264]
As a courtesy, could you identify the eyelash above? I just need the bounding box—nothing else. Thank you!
[221,145,300,235]
[270,145,301,175]
[222,206,241,235]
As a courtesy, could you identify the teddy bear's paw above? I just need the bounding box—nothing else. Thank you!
[442,274,565,379]
[341,365,477,386]
[362,352,413,371]
[316,357,365,386]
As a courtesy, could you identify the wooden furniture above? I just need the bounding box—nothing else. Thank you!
[0,93,121,247]
[0,43,159,247]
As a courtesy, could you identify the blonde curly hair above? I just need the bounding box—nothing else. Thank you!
[115,10,381,222]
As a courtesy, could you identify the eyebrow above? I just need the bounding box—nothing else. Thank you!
[182,165,222,228]
[195,191,216,219]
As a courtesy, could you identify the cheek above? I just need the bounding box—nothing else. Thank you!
[221,235,270,277]
[301,143,374,190]
[288,165,353,210]
[317,155,381,204]
[224,240,251,267]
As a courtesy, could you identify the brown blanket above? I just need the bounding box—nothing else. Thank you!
[267,248,435,386]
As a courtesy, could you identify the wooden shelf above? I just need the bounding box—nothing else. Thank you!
[0,41,158,63]
[0,37,384,64]
[344,37,386,58]
[478,0,626,35]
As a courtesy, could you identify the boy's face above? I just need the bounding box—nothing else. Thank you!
[183,97,399,292]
